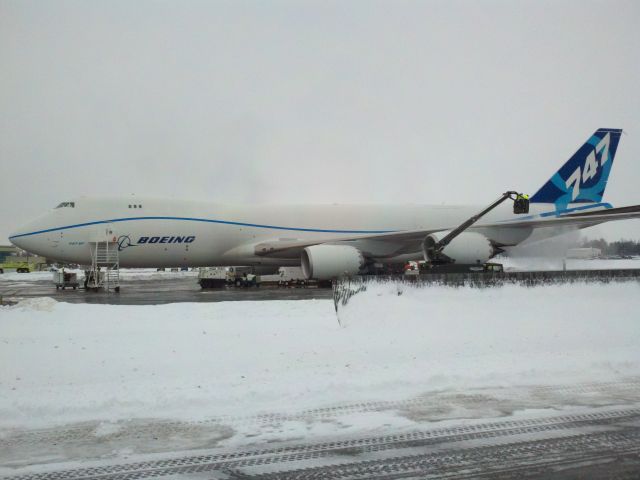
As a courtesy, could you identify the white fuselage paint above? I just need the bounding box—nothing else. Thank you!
[9,196,564,268]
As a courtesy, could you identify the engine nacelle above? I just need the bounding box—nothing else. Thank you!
[422,231,495,264]
[301,245,364,280]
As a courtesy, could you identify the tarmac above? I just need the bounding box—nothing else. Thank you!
[0,274,333,305]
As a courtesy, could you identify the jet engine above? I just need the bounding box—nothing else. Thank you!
[422,231,495,264]
[301,245,364,280]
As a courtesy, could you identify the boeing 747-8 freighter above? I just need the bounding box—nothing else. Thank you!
[9,129,640,279]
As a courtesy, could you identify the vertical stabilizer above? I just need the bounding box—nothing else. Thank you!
[530,128,622,210]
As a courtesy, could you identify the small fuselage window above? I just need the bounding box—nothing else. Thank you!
[55,202,75,208]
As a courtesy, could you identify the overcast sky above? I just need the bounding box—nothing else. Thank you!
[1,0,639,243]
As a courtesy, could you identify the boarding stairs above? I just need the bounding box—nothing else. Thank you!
[87,241,120,292]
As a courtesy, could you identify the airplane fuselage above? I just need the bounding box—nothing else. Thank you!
[9,196,548,267]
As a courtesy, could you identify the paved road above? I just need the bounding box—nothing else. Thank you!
[0,276,333,305]
[3,408,639,479]
[3,381,640,479]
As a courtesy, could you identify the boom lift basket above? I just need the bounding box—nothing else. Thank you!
[513,197,530,214]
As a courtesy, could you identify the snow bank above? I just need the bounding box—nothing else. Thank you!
[0,271,53,282]
[339,281,640,387]
[1,282,639,429]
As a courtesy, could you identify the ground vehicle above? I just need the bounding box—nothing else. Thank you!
[53,271,80,290]
[420,261,504,273]
[198,267,227,288]
[227,267,260,287]
[276,267,308,287]
[403,262,420,276]
[483,262,504,273]
[198,266,261,288]
[234,273,259,287]
[0,260,35,273]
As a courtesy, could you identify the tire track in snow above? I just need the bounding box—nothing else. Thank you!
[4,379,640,450]
[247,430,640,479]
[4,407,640,480]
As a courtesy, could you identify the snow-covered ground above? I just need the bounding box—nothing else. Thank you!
[1,281,638,431]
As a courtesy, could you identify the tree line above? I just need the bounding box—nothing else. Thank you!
[581,238,640,256]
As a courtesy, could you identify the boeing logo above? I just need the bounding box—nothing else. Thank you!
[117,235,196,251]
[117,235,137,252]
[138,235,196,244]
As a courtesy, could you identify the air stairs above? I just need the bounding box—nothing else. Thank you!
[86,241,120,292]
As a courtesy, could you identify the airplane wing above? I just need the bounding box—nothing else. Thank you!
[252,229,443,259]
[480,204,640,229]
[253,204,640,259]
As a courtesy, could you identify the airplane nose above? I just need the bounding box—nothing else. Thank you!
[9,228,28,250]
[9,210,60,256]
[9,218,44,251]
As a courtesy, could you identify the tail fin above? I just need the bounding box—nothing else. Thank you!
[530,128,622,210]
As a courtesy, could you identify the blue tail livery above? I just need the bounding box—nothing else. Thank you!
[530,128,622,210]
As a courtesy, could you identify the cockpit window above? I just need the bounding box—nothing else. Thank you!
[55,202,75,208]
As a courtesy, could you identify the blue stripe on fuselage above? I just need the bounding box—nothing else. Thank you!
[9,216,398,239]
[9,202,615,240]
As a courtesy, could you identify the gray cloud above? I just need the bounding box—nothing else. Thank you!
[1,0,639,242]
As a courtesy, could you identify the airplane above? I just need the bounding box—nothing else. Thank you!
[9,128,640,279]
